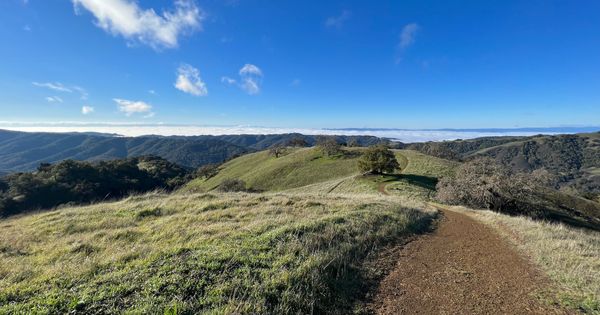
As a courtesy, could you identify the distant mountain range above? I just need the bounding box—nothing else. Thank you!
[0,130,381,173]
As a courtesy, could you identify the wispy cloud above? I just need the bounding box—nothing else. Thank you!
[32,82,72,93]
[81,106,95,114]
[399,23,419,49]
[45,96,64,103]
[174,63,208,96]
[290,79,301,87]
[222,64,263,95]
[325,10,351,29]
[114,98,153,117]
[239,64,262,95]
[396,23,419,63]
[221,76,236,85]
[71,86,89,100]
[33,82,88,99]
[71,0,203,50]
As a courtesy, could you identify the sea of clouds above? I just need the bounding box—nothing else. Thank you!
[0,122,597,143]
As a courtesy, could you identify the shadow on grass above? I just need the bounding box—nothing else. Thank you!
[373,174,439,191]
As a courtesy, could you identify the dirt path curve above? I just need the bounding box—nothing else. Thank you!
[368,205,568,314]
[378,182,389,195]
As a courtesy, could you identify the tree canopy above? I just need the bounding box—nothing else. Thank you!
[357,145,400,174]
[0,156,191,217]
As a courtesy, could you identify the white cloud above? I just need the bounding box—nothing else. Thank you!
[114,98,153,116]
[148,89,156,95]
[174,64,208,96]
[399,23,419,49]
[45,96,64,103]
[239,64,262,76]
[81,106,95,114]
[222,64,263,95]
[71,0,203,49]
[325,10,351,29]
[221,76,236,85]
[32,82,72,93]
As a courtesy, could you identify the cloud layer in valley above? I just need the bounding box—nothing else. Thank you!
[0,122,592,143]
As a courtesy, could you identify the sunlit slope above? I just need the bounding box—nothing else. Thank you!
[185,147,459,198]
[0,191,432,314]
[184,147,364,192]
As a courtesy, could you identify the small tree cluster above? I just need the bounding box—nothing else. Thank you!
[436,157,556,214]
[287,137,308,147]
[269,144,286,158]
[217,179,247,192]
[316,136,342,157]
[357,145,400,174]
[195,164,219,179]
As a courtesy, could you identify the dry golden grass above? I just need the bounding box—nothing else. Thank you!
[448,205,600,314]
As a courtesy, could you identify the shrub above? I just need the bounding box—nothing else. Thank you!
[436,157,554,214]
[316,136,342,157]
[357,145,400,175]
[195,164,219,179]
[287,137,308,147]
[218,179,247,192]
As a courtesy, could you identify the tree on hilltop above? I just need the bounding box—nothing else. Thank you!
[316,136,342,157]
[358,145,400,175]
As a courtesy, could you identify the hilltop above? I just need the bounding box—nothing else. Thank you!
[184,147,458,196]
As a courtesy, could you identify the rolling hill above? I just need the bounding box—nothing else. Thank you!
[407,132,600,196]
[0,144,598,313]
[184,147,458,195]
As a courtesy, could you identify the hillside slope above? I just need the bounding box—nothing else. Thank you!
[408,132,600,195]
[0,130,249,172]
[185,147,363,192]
[0,192,432,314]
[0,130,383,173]
[185,147,458,197]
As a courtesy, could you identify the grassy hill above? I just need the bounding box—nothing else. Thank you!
[0,191,433,314]
[184,148,458,197]
[185,147,363,192]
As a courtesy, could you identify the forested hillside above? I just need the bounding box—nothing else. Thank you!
[407,132,600,196]
[0,156,190,217]
[0,130,380,173]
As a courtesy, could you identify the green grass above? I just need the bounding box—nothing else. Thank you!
[383,150,459,199]
[185,148,458,201]
[184,147,364,193]
[0,191,434,314]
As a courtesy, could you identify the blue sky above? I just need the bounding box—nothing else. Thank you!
[1,0,599,131]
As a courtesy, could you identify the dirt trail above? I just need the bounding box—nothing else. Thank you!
[368,205,568,314]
